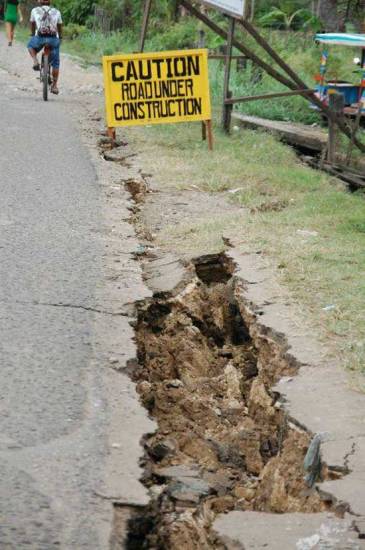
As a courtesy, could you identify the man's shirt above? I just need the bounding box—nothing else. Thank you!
[30,6,62,37]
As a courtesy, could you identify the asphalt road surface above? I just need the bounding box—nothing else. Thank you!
[0,39,152,549]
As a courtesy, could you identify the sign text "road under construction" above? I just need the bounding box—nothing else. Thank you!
[102,49,211,127]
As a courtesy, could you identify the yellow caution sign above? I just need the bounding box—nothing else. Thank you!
[102,49,211,127]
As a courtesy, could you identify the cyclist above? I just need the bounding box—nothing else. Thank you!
[27,0,63,94]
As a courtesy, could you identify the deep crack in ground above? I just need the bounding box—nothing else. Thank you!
[116,253,347,549]
[101,139,355,549]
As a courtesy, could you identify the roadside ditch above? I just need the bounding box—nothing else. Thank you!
[102,142,350,549]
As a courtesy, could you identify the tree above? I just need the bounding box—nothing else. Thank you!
[316,0,344,31]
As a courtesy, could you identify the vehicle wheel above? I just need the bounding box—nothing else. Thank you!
[43,55,49,101]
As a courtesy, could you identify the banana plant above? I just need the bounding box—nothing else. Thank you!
[258,7,318,30]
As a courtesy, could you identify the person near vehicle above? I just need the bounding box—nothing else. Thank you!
[27,0,62,94]
[4,0,23,46]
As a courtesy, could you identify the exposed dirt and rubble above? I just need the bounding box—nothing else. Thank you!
[97,145,362,549]
[123,252,349,548]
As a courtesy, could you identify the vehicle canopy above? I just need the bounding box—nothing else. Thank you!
[315,33,365,48]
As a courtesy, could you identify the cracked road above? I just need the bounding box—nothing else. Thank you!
[0,36,153,548]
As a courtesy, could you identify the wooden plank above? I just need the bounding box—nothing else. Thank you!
[180,0,301,93]
[305,158,365,190]
[225,88,315,104]
[232,112,327,152]
[208,54,248,60]
[222,17,235,132]
[327,93,344,164]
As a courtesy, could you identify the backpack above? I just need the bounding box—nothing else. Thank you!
[37,7,57,36]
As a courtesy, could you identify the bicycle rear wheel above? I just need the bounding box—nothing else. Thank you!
[42,54,49,101]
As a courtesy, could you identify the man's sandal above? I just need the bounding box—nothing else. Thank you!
[50,85,59,95]
[33,63,40,71]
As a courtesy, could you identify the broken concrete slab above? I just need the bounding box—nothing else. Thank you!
[154,464,201,480]
[213,511,365,549]
[320,436,365,517]
[142,252,189,294]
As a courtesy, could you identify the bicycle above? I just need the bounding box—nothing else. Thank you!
[39,42,52,101]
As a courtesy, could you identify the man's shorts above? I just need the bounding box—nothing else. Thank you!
[27,35,60,69]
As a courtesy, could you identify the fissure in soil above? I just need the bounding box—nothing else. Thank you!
[121,253,343,549]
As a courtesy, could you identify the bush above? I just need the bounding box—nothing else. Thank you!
[54,0,94,25]
[147,19,199,51]
[63,23,88,40]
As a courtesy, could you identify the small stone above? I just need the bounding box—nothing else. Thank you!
[277,376,293,384]
[227,187,243,194]
[138,381,152,394]
[166,379,183,389]
[154,464,201,480]
[149,484,166,498]
[234,486,255,501]
[222,398,242,410]
[249,379,274,416]
[174,501,198,511]
[109,357,118,364]
[167,478,212,503]
[104,147,125,162]
[147,439,176,460]
[242,361,258,380]
[209,495,235,513]
[134,244,146,256]
[234,498,247,511]
[355,519,365,538]
[303,433,322,487]
[203,471,234,495]
[296,229,319,237]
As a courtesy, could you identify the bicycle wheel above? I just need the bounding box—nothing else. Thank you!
[42,54,49,101]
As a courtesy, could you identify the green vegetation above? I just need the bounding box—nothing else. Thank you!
[40,10,361,124]
[15,0,365,124]
[258,7,320,31]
